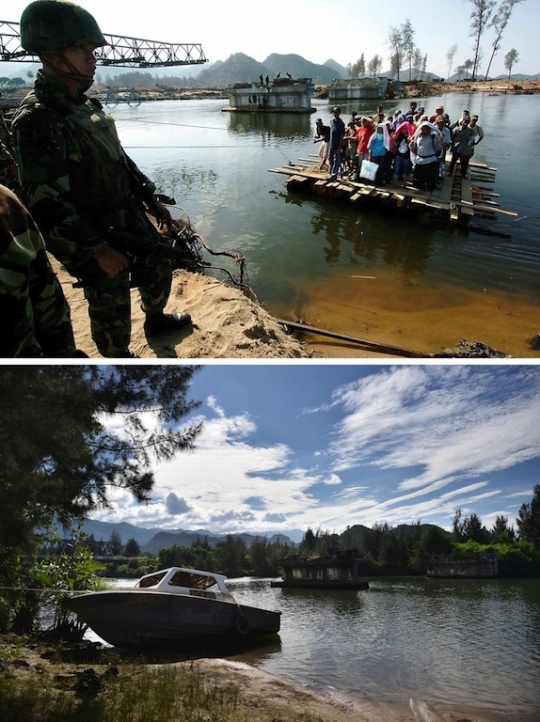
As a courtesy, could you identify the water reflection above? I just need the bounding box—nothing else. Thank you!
[226,110,314,140]
[226,577,540,715]
[307,201,434,277]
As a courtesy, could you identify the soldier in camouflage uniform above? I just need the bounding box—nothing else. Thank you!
[11,0,192,358]
[0,94,20,193]
[0,183,78,357]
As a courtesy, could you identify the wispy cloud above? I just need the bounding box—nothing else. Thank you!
[94,367,540,535]
[328,366,539,489]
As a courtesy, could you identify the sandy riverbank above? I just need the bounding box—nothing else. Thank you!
[3,637,521,722]
[53,258,312,359]
[99,77,540,103]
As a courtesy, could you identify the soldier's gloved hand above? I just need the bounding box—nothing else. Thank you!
[94,245,129,278]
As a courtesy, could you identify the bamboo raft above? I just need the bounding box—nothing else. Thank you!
[269,155,517,231]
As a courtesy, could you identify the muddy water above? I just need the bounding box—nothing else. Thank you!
[114,92,540,358]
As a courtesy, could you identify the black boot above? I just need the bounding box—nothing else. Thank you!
[144,311,192,337]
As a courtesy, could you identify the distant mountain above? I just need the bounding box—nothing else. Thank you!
[194,52,271,87]
[142,530,296,555]
[76,518,299,552]
[76,519,161,547]
[339,522,451,546]
[263,53,338,84]
[324,58,349,79]
[383,68,444,82]
[482,72,540,81]
[192,52,339,87]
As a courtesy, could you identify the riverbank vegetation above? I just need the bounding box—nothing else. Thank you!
[0,640,347,722]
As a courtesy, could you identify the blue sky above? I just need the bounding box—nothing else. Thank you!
[94,363,540,539]
[3,0,538,79]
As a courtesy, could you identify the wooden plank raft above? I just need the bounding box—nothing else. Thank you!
[268,158,517,227]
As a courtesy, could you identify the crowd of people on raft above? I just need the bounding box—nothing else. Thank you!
[313,101,485,201]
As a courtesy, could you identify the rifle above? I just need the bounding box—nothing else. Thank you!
[105,226,197,287]
[73,221,253,299]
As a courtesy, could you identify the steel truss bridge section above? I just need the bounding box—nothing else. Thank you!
[0,21,208,68]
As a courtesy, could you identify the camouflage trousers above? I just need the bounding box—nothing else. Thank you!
[0,184,76,357]
[82,256,172,357]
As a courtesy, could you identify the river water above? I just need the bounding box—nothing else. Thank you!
[110,92,540,358]
[98,575,540,720]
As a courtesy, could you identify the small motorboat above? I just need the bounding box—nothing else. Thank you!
[67,567,281,650]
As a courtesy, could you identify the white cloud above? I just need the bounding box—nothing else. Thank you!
[92,367,540,536]
[324,473,343,486]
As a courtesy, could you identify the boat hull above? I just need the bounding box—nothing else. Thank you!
[67,591,281,650]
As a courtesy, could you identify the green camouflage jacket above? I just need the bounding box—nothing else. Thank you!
[11,71,157,279]
[0,184,76,357]
[0,110,19,191]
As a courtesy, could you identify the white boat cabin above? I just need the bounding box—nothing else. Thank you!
[134,567,236,603]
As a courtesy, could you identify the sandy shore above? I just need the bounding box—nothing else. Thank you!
[53,259,312,359]
[3,637,520,722]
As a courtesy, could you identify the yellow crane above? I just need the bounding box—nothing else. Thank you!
[0,20,207,67]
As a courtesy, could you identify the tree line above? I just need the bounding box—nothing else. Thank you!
[158,486,540,579]
[74,486,540,582]
[347,1,526,81]
[296,491,540,578]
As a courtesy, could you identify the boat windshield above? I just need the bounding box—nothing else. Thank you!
[137,571,168,588]
[136,569,220,591]
[168,571,219,590]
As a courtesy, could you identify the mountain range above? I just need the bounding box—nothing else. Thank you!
[76,518,302,553]
[2,52,538,88]
[72,518,450,555]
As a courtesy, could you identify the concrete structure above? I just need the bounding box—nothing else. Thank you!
[329,77,390,102]
[223,77,316,114]
[427,549,499,578]
[271,550,369,589]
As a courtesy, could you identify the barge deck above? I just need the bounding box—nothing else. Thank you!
[269,156,517,230]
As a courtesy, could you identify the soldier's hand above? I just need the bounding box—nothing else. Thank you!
[94,245,129,277]
[147,196,173,231]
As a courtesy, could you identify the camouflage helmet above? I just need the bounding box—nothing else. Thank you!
[20,0,107,53]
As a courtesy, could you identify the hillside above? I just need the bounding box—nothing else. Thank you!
[142,530,296,554]
[264,53,337,84]
[75,518,455,555]
[195,52,272,87]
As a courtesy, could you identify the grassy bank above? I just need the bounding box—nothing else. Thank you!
[0,634,520,722]
[0,635,360,722]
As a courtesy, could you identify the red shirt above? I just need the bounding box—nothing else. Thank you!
[356,125,374,154]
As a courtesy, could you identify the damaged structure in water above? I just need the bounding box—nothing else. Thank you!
[271,550,369,590]
[427,549,500,578]
[223,76,316,114]
[328,76,401,102]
